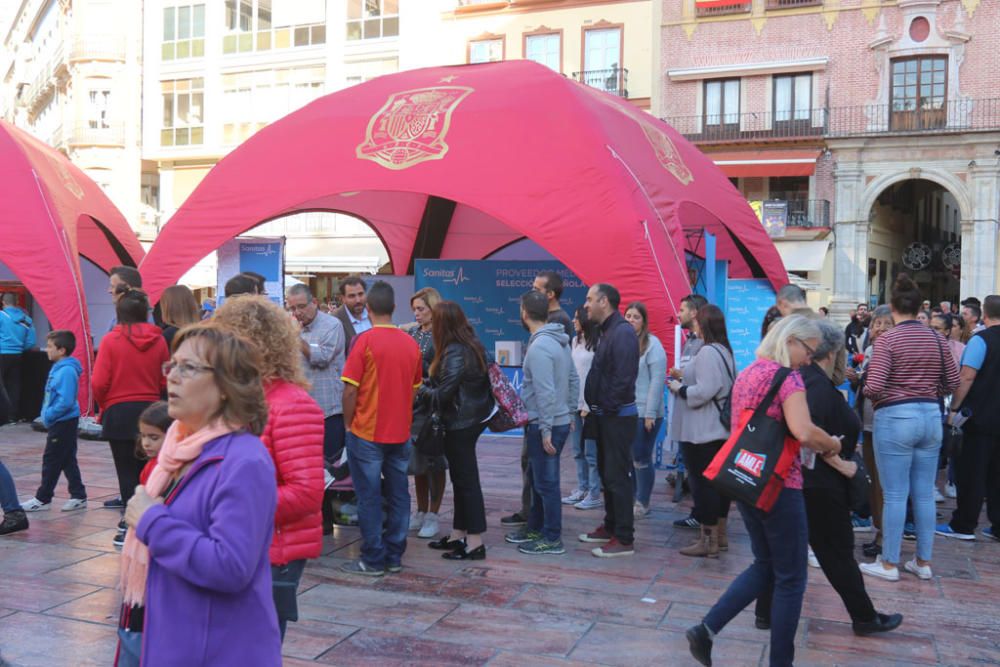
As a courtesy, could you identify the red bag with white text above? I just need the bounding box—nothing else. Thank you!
[704,367,801,512]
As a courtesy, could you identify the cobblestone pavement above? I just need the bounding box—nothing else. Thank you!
[0,422,997,666]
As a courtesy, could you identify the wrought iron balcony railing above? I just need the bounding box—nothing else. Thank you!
[766,0,822,9]
[662,99,1000,143]
[572,67,629,98]
[785,199,830,228]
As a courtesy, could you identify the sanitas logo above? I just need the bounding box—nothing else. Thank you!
[734,449,765,478]
[422,266,471,285]
[242,244,277,256]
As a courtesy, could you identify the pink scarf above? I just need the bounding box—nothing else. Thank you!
[119,420,234,606]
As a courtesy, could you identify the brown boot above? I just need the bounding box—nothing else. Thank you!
[680,526,719,558]
[717,517,729,551]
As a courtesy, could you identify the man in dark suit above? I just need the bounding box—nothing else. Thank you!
[333,275,372,352]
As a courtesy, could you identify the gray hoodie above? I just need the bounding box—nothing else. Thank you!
[522,323,580,437]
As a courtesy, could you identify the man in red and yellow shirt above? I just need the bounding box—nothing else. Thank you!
[340,281,422,576]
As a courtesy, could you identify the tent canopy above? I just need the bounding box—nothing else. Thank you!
[0,120,144,410]
[140,61,784,345]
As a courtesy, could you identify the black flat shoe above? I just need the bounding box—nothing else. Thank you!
[429,537,465,551]
[862,539,882,559]
[442,544,486,560]
[853,612,903,636]
[686,624,713,666]
[754,616,770,630]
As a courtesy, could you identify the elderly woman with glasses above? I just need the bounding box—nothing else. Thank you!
[754,318,903,638]
[120,324,281,666]
[687,315,842,667]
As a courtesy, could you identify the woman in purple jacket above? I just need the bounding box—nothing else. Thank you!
[121,324,281,666]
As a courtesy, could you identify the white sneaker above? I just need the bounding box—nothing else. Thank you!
[562,489,587,505]
[410,511,426,532]
[575,495,603,510]
[904,559,933,580]
[417,512,439,539]
[934,488,945,503]
[21,497,50,512]
[61,498,87,512]
[807,548,820,569]
[860,557,900,582]
[944,483,957,499]
[633,501,650,520]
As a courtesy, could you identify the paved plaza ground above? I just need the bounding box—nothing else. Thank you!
[0,422,998,666]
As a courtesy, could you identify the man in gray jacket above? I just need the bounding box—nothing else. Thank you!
[505,291,579,555]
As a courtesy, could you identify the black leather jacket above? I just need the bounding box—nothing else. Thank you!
[419,342,494,431]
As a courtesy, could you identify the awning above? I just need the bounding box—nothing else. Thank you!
[775,240,830,272]
[710,149,820,177]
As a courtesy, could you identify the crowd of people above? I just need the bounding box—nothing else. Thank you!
[0,264,997,667]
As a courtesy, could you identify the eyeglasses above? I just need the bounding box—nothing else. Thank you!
[795,338,816,358]
[162,361,214,379]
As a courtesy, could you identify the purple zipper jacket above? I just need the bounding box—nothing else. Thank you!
[135,432,282,666]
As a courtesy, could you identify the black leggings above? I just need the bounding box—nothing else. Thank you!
[681,440,732,526]
[443,423,488,535]
[108,439,143,505]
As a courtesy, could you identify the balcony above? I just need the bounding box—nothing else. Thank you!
[785,199,830,228]
[572,67,628,98]
[64,123,126,147]
[696,2,751,17]
[662,98,1000,144]
[662,109,827,143]
[826,98,1000,137]
[766,0,822,8]
[69,36,127,62]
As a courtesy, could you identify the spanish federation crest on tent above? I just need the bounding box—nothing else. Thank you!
[0,119,145,412]
[141,61,784,347]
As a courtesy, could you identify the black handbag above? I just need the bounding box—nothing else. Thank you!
[414,394,446,458]
[708,345,735,430]
[846,451,871,513]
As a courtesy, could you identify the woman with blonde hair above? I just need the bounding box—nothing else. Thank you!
[688,315,842,667]
[158,285,200,350]
[212,295,325,641]
[120,324,281,665]
[408,287,448,539]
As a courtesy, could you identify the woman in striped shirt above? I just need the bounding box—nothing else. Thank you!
[861,275,960,582]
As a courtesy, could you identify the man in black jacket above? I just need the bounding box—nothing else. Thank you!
[579,283,639,557]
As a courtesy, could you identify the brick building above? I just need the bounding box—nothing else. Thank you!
[657,0,1000,312]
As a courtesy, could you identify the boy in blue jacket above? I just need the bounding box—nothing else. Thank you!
[21,331,87,512]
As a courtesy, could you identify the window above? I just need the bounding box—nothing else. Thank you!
[582,27,623,94]
[525,33,560,72]
[347,0,399,41]
[163,4,205,60]
[469,38,503,64]
[221,67,325,145]
[704,78,740,127]
[890,56,946,130]
[161,78,204,147]
[774,73,811,122]
[224,0,326,54]
[88,90,111,129]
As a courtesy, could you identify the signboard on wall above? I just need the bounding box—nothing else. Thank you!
[216,236,285,308]
[414,260,587,358]
[762,200,788,238]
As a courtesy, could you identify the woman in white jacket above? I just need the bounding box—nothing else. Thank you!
[625,302,667,519]
[562,307,603,510]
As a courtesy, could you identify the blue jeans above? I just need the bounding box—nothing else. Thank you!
[873,402,941,564]
[570,413,600,497]
[631,417,662,507]
[345,433,411,569]
[704,488,808,667]
[526,424,569,542]
[0,459,22,513]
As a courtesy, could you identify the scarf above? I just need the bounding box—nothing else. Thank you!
[119,419,234,606]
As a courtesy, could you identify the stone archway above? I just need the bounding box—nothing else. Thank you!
[858,168,972,225]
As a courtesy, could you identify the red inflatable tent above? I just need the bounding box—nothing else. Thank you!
[0,120,145,411]
[141,61,784,344]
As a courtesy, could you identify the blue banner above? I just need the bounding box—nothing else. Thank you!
[724,279,775,372]
[414,260,588,357]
